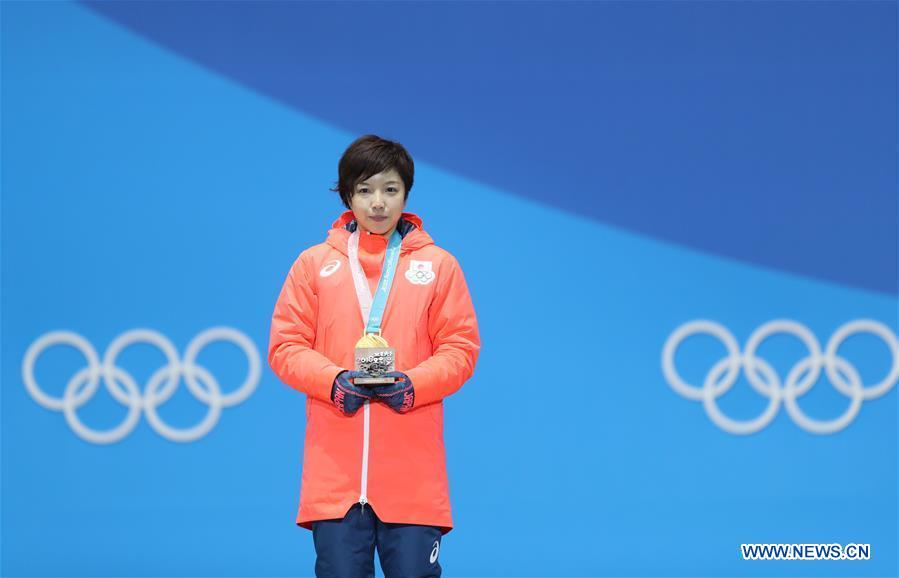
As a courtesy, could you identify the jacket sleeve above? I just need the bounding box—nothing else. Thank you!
[268,252,346,403]
[404,254,481,408]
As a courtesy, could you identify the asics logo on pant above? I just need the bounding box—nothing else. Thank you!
[430,540,440,564]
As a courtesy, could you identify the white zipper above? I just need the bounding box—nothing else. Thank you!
[359,399,371,514]
[347,227,396,518]
[349,229,372,515]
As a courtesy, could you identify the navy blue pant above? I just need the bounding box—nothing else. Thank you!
[312,503,443,577]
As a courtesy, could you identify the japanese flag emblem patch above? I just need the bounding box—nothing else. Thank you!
[405,260,435,285]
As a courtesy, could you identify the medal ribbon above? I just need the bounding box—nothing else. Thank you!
[347,227,403,334]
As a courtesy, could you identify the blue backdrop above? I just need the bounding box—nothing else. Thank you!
[2,1,896,577]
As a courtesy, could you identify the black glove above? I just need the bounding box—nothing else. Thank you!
[369,371,415,414]
[330,370,375,416]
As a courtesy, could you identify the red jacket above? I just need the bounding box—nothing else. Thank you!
[268,211,480,533]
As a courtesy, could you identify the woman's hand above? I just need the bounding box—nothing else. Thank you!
[370,372,415,413]
[330,370,375,416]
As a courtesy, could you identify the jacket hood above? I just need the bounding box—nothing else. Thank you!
[325,210,435,256]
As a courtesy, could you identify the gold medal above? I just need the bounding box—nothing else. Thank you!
[353,332,397,386]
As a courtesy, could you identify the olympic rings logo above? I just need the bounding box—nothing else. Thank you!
[22,328,261,444]
[407,270,434,283]
[662,319,898,435]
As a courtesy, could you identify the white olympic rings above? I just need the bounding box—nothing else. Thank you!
[22,327,261,444]
[662,319,898,435]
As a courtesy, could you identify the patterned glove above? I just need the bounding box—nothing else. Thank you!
[370,371,415,414]
[330,370,375,416]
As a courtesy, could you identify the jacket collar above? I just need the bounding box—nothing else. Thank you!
[325,210,434,256]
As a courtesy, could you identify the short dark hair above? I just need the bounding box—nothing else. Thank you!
[330,134,415,209]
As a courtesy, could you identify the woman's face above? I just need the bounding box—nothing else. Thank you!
[350,168,407,236]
